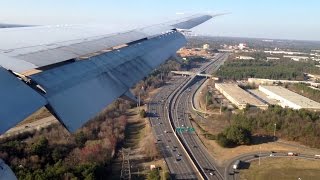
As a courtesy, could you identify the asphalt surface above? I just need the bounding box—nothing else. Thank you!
[168,54,228,180]
[225,151,320,180]
[148,77,199,179]
[148,53,229,179]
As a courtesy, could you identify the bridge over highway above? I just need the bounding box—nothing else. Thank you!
[171,71,219,80]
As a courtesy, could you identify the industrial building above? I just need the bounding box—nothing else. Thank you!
[203,44,210,50]
[258,86,320,110]
[215,83,268,109]
[283,55,309,61]
[237,56,254,60]
[266,57,280,61]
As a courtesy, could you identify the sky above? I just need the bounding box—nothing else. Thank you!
[1,0,320,41]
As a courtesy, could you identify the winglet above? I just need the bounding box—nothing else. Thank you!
[169,13,228,30]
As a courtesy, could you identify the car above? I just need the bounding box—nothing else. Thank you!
[193,145,197,148]
[158,122,162,125]
[269,153,275,157]
[209,172,213,176]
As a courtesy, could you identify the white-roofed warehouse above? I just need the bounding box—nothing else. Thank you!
[259,85,320,110]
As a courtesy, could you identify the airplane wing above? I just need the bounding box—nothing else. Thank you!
[0,14,220,133]
[0,23,31,28]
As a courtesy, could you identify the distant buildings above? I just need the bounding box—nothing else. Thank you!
[203,44,210,50]
[266,57,280,61]
[237,56,254,60]
[238,43,247,50]
[221,43,248,51]
[283,55,309,61]
[264,50,308,55]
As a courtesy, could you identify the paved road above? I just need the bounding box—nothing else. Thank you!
[167,54,228,180]
[225,151,320,180]
[148,53,229,180]
[148,77,199,179]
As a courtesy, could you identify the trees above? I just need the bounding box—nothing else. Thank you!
[140,109,147,118]
[141,134,159,160]
[215,58,320,80]
[75,131,87,148]
[217,105,320,148]
[225,126,251,145]
[147,169,161,180]
[30,136,48,156]
[217,125,251,147]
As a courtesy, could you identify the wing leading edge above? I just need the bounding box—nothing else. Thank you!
[0,14,221,133]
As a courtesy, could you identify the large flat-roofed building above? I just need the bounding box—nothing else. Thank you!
[215,83,268,109]
[259,85,320,110]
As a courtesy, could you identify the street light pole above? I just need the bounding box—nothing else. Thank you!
[137,91,141,112]
[205,93,208,115]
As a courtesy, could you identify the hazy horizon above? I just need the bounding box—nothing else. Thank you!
[1,0,320,41]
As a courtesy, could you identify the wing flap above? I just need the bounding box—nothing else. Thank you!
[30,31,186,132]
[0,67,47,133]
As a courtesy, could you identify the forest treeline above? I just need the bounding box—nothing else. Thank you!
[215,55,320,80]
[217,105,320,148]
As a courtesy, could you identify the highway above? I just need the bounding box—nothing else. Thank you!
[148,77,199,179]
[148,53,228,179]
[168,53,228,180]
[171,79,223,180]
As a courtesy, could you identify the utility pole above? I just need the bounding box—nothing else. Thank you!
[273,123,277,141]
[137,86,144,112]
[120,148,131,180]
[205,93,208,116]
[259,146,261,166]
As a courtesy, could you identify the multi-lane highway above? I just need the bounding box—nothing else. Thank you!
[148,77,199,179]
[168,54,228,180]
[148,53,229,179]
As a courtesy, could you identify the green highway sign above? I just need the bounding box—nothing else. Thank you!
[176,127,195,133]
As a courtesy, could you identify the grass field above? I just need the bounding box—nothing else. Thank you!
[240,158,320,180]
[19,107,52,125]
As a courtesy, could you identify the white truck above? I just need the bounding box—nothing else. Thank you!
[233,160,240,170]
[287,152,298,156]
